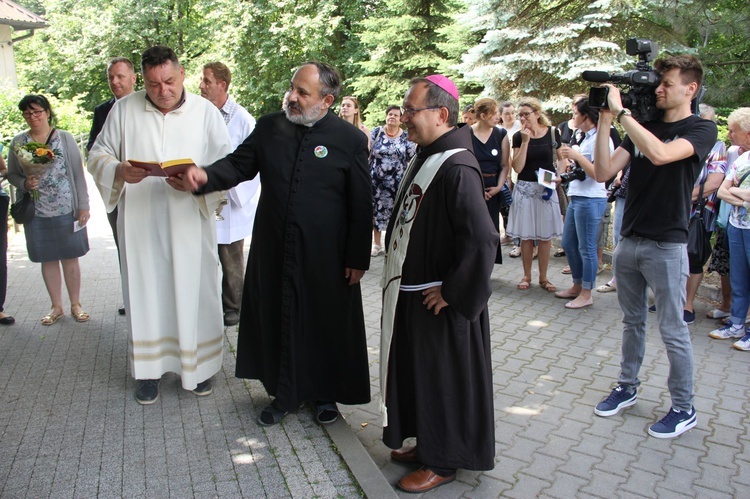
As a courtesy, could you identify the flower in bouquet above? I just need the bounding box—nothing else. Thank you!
[14,141,60,200]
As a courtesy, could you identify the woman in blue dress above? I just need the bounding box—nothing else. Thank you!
[471,98,510,264]
[369,106,416,256]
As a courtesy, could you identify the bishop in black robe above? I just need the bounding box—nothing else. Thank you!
[382,124,499,471]
[199,109,372,410]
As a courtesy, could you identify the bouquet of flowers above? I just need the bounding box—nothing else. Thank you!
[14,141,59,200]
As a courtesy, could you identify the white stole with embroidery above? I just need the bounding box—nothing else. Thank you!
[379,148,464,425]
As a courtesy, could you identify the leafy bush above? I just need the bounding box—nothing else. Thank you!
[0,84,92,148]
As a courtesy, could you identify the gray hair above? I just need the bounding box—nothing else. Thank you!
[409,77,459,127]
[300,61,341,101]
[699,103,716,122]
[728,107,750,132]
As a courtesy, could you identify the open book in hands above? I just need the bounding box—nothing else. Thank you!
[128,158,195,177]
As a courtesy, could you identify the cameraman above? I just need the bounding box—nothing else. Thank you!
[555,95,612,309]
[592,55,717,438]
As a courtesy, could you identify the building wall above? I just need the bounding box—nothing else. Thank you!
[0,25,18,88]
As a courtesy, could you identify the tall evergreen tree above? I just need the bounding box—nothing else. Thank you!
[458,0,750,111]
[457,0,677,112]
[351,0,472,122]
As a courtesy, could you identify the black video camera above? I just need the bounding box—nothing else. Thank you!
[583,38,662,123]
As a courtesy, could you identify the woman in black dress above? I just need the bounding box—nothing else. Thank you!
[471,98,510,264]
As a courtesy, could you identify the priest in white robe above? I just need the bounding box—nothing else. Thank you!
[88,45,232,405]
[199,62,259,327]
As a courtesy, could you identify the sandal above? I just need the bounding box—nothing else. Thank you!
[539,280,557,293]
[509,246,521,258]
[554,249,566,257]
[370,244,383,257]
[315,401,339,425]
[41,308,64,326]
[555,289,578,299]
[706,308,730,319]
[258,401,289,426]
[71,303,90,323]
[517,276,531,290]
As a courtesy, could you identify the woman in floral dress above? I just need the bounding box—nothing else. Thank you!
[369,106,416,256]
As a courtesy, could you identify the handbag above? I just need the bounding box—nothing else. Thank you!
[10,191,34,224]
[9,128,56,225]
[687,181,710,268]
[717,169,750,229]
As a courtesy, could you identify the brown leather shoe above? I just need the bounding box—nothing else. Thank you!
[390,445,419,463]
[397,467,456,493]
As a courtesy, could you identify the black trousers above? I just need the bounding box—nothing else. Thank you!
[0,195,9,312]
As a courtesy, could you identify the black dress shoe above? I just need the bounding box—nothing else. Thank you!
[224,310,239,326]
[0,316,15,325]
[118,307,126,315]
[135,379,160,405]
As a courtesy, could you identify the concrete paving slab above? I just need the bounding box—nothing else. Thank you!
[0,173,363,498]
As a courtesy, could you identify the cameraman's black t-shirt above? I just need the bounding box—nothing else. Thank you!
[620,115,717,243]
[512,127,562,182]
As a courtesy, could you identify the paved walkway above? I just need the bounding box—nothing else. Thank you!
[1,172,748,497]
[0,177,362,498]
[348,249,750,498]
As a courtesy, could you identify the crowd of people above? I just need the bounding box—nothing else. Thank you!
[1,44,749,494]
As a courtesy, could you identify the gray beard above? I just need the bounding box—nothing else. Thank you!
[285,100,326,125]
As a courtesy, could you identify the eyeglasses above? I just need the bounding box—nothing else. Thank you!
[518,111,534,118]
[22,110,44,119]
[400,106,441,117]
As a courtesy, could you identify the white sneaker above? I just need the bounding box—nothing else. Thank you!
[709,324,744,340]
[733,335,750,351]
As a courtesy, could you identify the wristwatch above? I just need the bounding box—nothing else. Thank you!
[617,109,632,123]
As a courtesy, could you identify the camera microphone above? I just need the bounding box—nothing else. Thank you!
[581,71,611,83]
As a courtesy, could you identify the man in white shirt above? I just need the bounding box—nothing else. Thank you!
[200,62,259,326]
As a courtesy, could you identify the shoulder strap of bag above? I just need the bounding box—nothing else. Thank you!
[695,178,706,220]
[45,128,56,145]
[549,126,558,167]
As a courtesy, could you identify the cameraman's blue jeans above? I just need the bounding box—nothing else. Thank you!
[613,235,694,412]
[561,196,606,290]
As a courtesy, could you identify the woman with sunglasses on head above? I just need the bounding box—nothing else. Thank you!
[505,97,564,292]
[7,94,91,326]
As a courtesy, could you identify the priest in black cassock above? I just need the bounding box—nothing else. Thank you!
[379,75,499,493]
[171,61,372,427]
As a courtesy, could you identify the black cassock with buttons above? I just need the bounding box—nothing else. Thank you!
[201,110,372,410]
